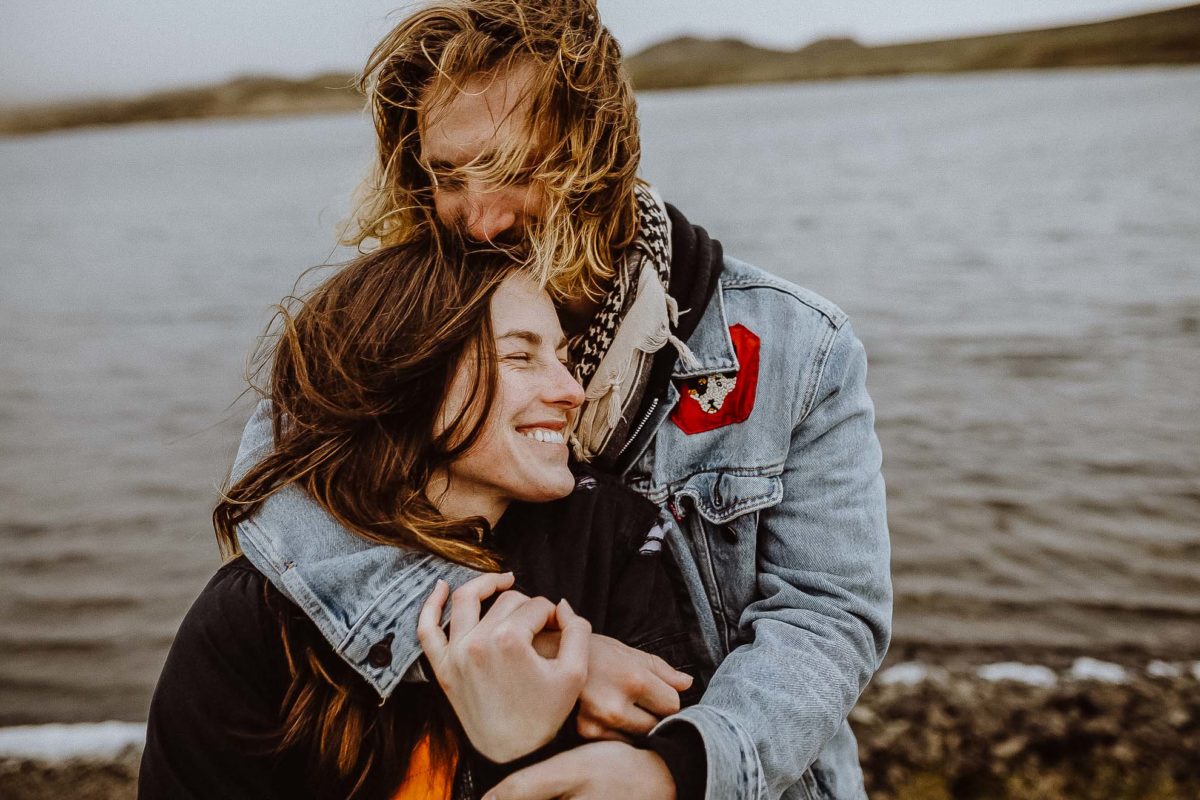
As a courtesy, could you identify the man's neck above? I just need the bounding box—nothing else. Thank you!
[558,290,606,336]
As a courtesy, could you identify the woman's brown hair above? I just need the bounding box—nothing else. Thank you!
[343,0,641,302]
[214,240,519,796]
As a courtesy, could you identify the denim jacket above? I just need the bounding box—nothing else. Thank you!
[232,256,891,800]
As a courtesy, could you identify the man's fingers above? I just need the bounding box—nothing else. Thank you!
[416,579,450,663]
[630,669,682,718]
[577,705,656,739]
[483,750,577,800]
[647,652,694,692]
[448,572,515,641]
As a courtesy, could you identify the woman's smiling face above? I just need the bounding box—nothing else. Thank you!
[432,271,584,523]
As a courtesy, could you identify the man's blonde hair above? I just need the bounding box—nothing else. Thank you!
[345,0,642,301]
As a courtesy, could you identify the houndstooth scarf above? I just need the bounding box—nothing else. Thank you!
[567,184,699,467]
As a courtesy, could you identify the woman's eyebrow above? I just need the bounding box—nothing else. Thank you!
[496,330,569,351]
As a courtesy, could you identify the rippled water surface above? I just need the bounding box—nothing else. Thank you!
[2,68,1198,723]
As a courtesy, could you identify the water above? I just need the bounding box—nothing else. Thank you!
[2,68,1198,724]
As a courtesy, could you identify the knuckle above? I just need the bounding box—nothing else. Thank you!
[576,718,604,739]
[597,700,626,724]
[463,636,490,662]
[495,626,525,652]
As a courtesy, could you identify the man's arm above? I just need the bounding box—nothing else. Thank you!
[650,320,891,799]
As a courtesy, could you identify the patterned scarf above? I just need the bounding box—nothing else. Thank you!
[567,184,698,467]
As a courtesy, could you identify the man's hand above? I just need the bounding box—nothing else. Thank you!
[574,634,692,740]
[482,741,676,800]
[417,573,591,763]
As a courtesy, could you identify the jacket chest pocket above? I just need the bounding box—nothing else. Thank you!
[672,472,782,651]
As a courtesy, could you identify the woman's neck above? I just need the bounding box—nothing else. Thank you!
[425,471,509,528]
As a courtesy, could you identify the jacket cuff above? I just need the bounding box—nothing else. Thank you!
[644,723,706,800]
[651,705,765,800]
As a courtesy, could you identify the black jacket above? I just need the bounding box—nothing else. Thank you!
[139,468,701,799]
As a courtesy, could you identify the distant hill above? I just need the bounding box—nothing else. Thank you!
[2,4,1198,136]
[0,73,362,136]
[625,3,1200,89]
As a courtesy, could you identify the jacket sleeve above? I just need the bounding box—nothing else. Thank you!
[651,321,892,800]
[138,565,303,799]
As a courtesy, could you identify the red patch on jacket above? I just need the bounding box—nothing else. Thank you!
[671,324,760,435]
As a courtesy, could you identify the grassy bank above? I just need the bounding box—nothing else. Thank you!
[2,5,1198,136]
[625,3,1200,90]
[2,666,1196,799]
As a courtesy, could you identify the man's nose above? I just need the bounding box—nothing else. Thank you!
[464,192,517,242]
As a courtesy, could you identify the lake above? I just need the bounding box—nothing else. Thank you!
[2,67,1198,724]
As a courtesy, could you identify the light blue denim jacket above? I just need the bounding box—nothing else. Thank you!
[232,256,891,800]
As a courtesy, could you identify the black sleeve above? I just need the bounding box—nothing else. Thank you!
[138,559,309,799]
[605,514,708,800]
[644,724,707,800]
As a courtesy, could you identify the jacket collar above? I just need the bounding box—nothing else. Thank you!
[672,279,740,379]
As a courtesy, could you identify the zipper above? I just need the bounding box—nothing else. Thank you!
[617,397,659,458]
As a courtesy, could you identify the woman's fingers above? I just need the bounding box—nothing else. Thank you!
[492,595,559,644]
[448,572,515,641]
[417,579,451,664]
[553,600,591,683]
[474,589,535,632]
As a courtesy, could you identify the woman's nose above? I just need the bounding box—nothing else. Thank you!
[549,361,585,409]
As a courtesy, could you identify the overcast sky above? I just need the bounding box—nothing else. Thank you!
[1,0,1188,104]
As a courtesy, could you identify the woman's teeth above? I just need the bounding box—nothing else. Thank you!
[521,428,565,444]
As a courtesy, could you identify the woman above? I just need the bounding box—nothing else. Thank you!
[138,241,698,799]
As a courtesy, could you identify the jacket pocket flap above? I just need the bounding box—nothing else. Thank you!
[676,472,783,525]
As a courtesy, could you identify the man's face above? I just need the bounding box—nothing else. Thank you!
[419,63,548,244]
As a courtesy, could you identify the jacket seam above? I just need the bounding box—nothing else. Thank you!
[797,323,840,424]
[719,278,847,331]
[340,553,435,646]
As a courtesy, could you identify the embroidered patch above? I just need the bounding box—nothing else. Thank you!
[685,373,737,414]
[671,324,760,435]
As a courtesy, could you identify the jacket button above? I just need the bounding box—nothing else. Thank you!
[367,633,394,669]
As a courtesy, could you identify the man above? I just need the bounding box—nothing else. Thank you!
[233,1,891,797]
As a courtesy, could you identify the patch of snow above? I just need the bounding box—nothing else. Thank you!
[0,722,145,762]
[877,661,933,686]
[976,662,1057,687]
[1069,657,1127,684]
[1147,660,1182,678]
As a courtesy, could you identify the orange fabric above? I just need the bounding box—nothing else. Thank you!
[391,734,456,800]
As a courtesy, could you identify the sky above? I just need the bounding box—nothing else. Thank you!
[0,0,1189,105]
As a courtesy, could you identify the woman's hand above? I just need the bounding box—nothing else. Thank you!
[417,572,591,763]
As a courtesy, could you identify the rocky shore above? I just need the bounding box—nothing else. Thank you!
[3,658,1196,799]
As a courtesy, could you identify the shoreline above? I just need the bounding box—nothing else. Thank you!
[3,4,1198,137]
[3,656,1196,799]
